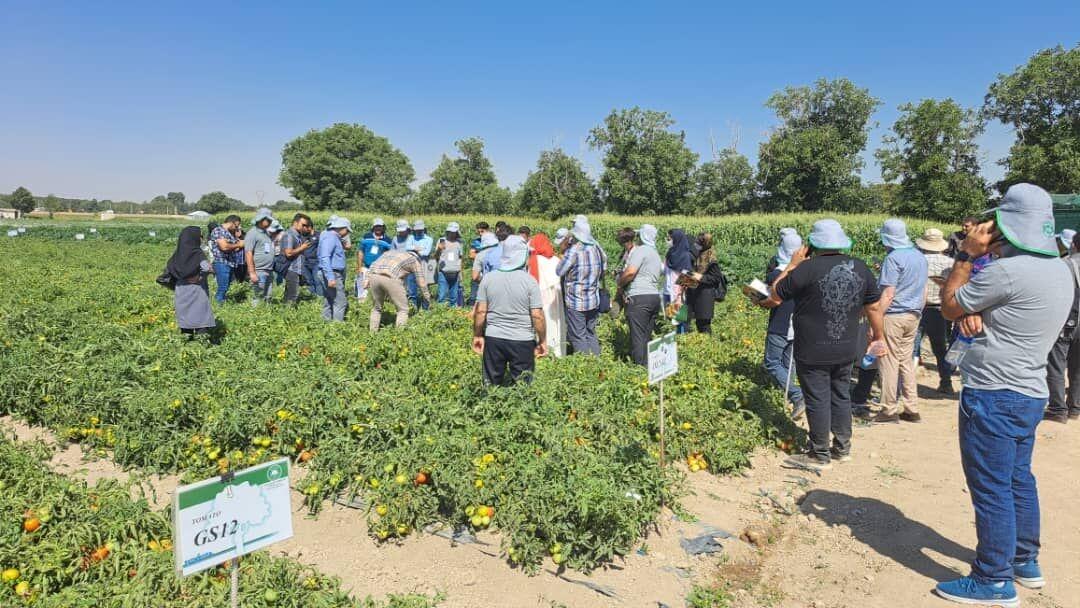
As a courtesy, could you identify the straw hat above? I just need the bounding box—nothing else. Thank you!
[915,228,948,252]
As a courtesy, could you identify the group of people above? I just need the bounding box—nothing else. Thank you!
[753,183,1077,607]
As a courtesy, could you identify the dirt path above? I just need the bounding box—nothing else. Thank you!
[5,366,1078,607]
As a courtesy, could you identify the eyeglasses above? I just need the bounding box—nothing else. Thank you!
[301,223,312,228]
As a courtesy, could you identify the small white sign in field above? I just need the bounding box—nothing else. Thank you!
[173,458,293,577]
[647,332,678,384]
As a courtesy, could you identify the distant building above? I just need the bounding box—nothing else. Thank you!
[187,210,211,220]
[0,208,20,219]
[99,210,116,221]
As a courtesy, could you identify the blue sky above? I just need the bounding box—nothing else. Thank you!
[1,1,1076,204]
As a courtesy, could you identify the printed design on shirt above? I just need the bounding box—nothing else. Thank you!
[817,261,865,341]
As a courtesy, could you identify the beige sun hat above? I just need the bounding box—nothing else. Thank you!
[915,228,948,252]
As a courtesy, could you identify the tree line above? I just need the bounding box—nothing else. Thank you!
[5,45,1076,222]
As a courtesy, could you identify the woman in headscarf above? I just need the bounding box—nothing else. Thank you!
[664,229,693,333]
[685,233,726,333]
[166,226,216,340]
[527,232,566,357]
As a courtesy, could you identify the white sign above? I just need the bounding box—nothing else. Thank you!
[173,458,293,577]
[89,227,97,233]
[647,333,678,384]
[6,230,16,238]
[148,231,157,237]
[74,233,85,240]
[17,227,26,233]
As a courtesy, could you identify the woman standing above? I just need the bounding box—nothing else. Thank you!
[685,233,726,333]
[436,222,465,306]
[527,233,566,357]
[167,226,216,341]
[664,229,693,334]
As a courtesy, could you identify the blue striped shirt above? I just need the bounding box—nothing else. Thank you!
[556,242,607,311]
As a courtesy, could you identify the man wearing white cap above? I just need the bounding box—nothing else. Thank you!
[935,183,1072,605]
[473,235,547,385]
[870,218,928,424]
[318,216,352,321]
[556,222,608,356]
[245,208,277,306]
[760,219,886,472]
[391,219,414,251]
[407,219,435,310]
[617,224,663,366]
[1044,229,1080,423]
[914,227,956,394]
[357,217,392,271]
[435,222,465,306]
[367,248,431,331]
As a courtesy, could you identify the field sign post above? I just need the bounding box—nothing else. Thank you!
[173,458,293,581]
[648,333,678,468]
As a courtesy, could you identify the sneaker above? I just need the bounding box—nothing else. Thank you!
[899,412,922,423]
[781,453,832,472]
[852,404,872,419]
[871,412,900,424]
[791,399,806,421]
[1013,559,1045,589]
[934,576,1019,607]
[1043,411,1068,424]
[937,381,956,395]
[829,448,852,463]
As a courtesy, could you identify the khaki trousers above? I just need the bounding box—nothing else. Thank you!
[880,312,921,415]
[369,273,409,332]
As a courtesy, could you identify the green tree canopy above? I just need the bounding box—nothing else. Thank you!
[515,149,599,219]
[687,149,755,214]
[8,187,35,215]
[415,138,511,214]
[196,191,246,215]
[983,45,1080,193]
[279,123,415,211]
[588,108,698,214]
[757,78,880,211]
[876,98,987,221]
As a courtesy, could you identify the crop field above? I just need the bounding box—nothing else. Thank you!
[0,212,936,603]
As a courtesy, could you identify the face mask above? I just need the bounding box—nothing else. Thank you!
[666,239,673,248]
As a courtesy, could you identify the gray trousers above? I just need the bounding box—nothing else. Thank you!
[1047,330,1080,415]
[322,269,348,321]
[284,270,302,305]
[625,294,660,366]
[565,306,600,356]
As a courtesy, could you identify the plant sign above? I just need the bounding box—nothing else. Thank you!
[647,333,678,384]
[173,458,293,577]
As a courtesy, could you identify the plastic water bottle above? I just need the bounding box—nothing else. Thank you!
[945,335,975,367]
[860,353,878,370]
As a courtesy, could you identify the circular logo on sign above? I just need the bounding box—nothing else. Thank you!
[266,463,284,482]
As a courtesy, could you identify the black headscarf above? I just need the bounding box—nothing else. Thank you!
[166,226,205,281]
[666,229,693,273]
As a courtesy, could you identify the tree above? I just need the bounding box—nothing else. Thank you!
[516,149,599,219]
[983,45,1080,193]
[272,199,303,211]
[279,123,414,211]
[166,192,186,213]
[196,191,245,215]
[9,187,34,215]
[687,149,755,214]
[756,78,880,211]
[42,194,61,218]
[415,138,512,214]
[587,108,697,214]
[876,98,987,220]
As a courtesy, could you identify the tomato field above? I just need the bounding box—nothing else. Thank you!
[0,212,929,604]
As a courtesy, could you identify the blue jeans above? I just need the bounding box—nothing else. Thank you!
[213,261,233,303]
[959,387,1044,582]
[302,264,324,297]
[468,277,479,306]
[251,270,272,305]
[437,272,461,307]
[763,333,804,403]
[406,274,430,310]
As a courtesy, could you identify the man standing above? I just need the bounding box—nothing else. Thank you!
[408,220,434,310]
[871,219,928,424]
[761,219,886,472]
[357,217,392,271]
[209,214,244,303]
[392,219,413,251]
[245,209,276,306]
[318,217,352,322]
[936,184,1072,606]
[945,216,978,258]
[367,248,431,331]
[467,221,490,306]
[436,222,465,306]
[617,224,663,366]
[1044,230,1080,423]
[482,223,511,276]
[473,236,547,385]
[556,222,607,356]
[280,213,314,306]
[763,229,808,420]
[915,228,956,394]
[301,229,322,297]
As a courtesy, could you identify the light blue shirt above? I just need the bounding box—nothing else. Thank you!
[318,230,346,277]
[482,243,504,275]
[879,247,928,315]
[392,234,415,251]
[411,233,434,258]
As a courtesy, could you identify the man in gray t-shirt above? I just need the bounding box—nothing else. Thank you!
[473,236,547,385]
[936,183,1070,603]
[244,209,276,305]
[617,224,663,366]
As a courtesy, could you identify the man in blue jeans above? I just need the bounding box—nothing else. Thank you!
[244,209,276,306]
[763,228,806,419]
[209,215,244,303]
[938,183,1072,607]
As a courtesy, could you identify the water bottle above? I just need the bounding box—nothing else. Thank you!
[945,335,975,367]
[860,353,878,370]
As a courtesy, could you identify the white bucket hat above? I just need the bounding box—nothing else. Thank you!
[372,217,385,227]
[984,183,1058,256]
[498,235,530,271]
[395,219,409,232]
[327,217,352,232]
[446,222,461,233]
[808,219,852,251]
[252,208,275,225]
[880,218,913,249]
[412,219,426,231]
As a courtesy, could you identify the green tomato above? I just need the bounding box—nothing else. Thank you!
[264,589,280,603]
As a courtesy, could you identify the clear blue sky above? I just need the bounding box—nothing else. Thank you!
[1,1,1076,205]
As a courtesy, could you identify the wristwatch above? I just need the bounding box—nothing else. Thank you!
[954,251,973,263]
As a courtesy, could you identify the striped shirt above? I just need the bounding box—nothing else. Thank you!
[368,250,428,291]
[923,252,952,306]
[556,242,607,311]
[210,226,240,267]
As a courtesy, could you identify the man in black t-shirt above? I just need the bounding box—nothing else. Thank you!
[760,219,886,472]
